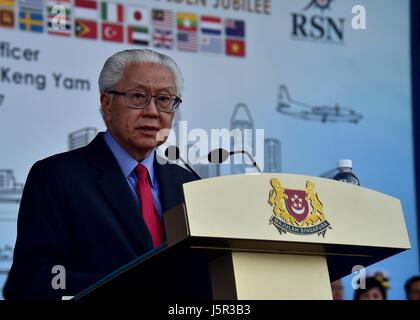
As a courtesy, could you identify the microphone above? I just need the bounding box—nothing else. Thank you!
[208,148,262,173]
[164,145,202,180]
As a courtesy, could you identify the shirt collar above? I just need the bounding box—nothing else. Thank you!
[103,130,156,187]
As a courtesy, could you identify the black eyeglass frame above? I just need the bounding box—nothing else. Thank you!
[107,90,182,113]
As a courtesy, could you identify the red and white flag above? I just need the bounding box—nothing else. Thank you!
[102,22,123,42]
[126,5,148,26]
[74,0,97,20]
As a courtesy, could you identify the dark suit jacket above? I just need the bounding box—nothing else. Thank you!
[3,133,197,300]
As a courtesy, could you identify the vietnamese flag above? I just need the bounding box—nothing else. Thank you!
[102,22,123,42]
[226,38,245,57]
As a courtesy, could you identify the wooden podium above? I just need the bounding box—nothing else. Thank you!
[75,174,410,300]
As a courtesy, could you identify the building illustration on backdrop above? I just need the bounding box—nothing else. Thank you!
[264,138,281,173]
[276,85,363,124]
[172,109,186,149]
[68,127,98,150]
[230,104,256,174]
[0,170,23,204]
[0,244,13,275]
[0,171,20,275]
[188,143,220,179]
[230,104,282,174]
[0,170,21,280]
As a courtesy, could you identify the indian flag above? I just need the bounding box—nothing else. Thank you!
[128,25,149,46]
[101,1,123,23]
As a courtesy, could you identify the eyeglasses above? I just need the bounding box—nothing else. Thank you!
[107,90,182,113]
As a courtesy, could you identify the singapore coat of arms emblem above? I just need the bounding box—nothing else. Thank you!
[268,178,332,237]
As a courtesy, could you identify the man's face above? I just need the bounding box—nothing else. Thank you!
[101,62,177,160]
[408,281,420,300]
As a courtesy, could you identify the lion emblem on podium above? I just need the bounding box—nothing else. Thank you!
[268,178,332,237]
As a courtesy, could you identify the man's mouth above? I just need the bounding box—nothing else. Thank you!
[137,126,160,135]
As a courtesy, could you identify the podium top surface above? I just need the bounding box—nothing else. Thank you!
[182,173,410,251]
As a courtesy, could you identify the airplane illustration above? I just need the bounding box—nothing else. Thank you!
[276,85,363,124]
[0,170,23,203]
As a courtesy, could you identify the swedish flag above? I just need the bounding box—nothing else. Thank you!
[19,9,43,32]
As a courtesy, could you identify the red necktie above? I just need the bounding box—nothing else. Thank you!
[136,164,164,248]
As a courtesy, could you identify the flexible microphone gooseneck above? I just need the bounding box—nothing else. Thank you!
[164,145,202,180]
[207,148,262,173]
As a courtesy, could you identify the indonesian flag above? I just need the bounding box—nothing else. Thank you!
[74,0,97,20]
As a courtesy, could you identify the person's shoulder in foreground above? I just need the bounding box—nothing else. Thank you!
[4,49,193,300]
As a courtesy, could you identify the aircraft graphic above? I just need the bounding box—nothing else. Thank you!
[276,85,363,124]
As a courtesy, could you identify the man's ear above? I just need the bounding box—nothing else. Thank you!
[100,92,112,122]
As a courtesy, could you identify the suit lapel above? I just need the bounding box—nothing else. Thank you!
[155,156,187,214]
[87,133,153,253]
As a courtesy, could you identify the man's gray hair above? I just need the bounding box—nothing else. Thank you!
[98,49,184,96]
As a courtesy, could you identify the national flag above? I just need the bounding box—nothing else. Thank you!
[101,1,123,23]
[75,18,97,39]
[201,35,222,54]
[126,5,148,26]
[0,0,14,7]
[47,0,70,17]
[176,12,197,32]
[128,25,148,46]
[47,0,71,36]
[225,18,245,38]
[153,28,172,49]
[201,15,222,35]
[19,10,43,32]
[226,38,245,57]
[0,9,14,27]
[102,22,122,42]
[0,0,14,28]
[74,0,97,20]
[152,9,172,30]
[177,31,197,52]
[18,0,42,11]
[18,0,43,32]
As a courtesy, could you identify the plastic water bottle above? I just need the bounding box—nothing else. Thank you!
[332,159,360,186]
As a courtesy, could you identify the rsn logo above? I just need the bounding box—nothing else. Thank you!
[291,0,345,44]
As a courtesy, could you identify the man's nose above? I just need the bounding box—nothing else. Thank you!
[143,97,160,116]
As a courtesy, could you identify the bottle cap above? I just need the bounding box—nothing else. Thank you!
[337,159,352,169]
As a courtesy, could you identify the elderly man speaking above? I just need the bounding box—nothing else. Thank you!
[4,49,198,300]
